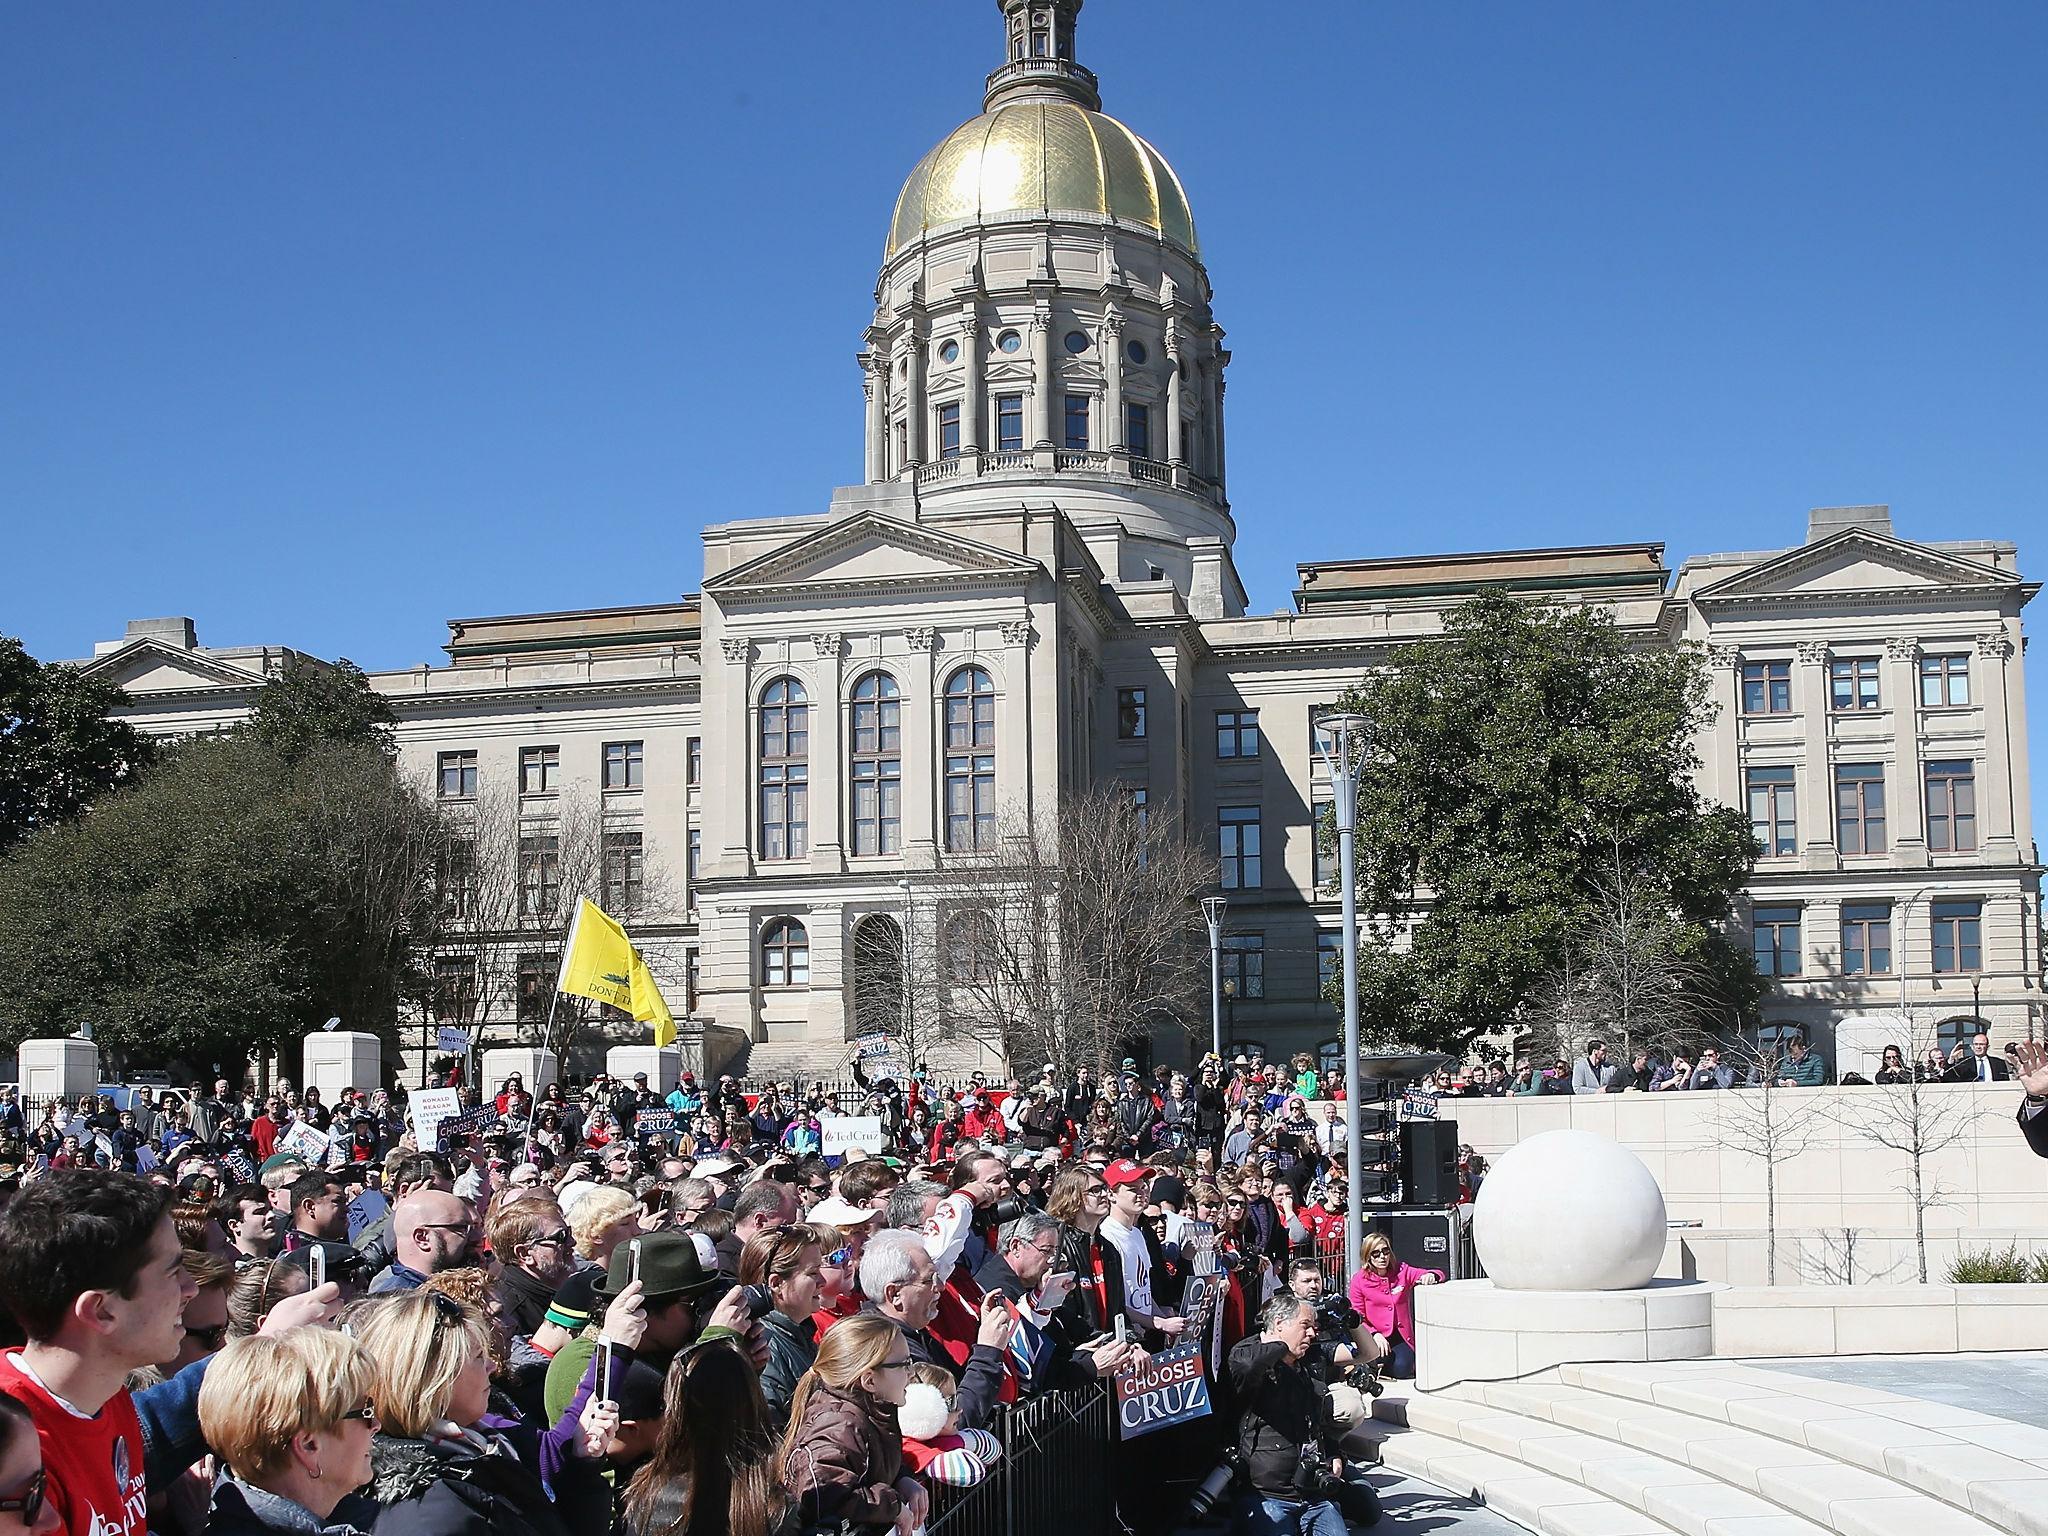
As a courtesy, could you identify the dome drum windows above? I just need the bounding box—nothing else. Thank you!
[938,339,960,365]
[995,329,1024,354]
[944,666,998,852]
[758,678,809,861]
[1064,330,1091,355]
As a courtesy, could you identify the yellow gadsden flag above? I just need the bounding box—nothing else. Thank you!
[557,897,677,1047]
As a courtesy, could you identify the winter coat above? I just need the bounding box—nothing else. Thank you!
[757,1309,818,1423]
[365,1429,580,1536]
[781,1385,906,1529]
[1227,1337,1333,1500]
[1348,1261,1441,1346]
[202,1473,371,1536]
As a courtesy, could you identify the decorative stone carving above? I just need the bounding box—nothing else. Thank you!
[1794,641,1829,665]
[1886,636,1921,661]
[811,632,843,660]
[1977,633,2015,660]
[1000,619,1033,647]
[904,626,939,653]
[719,638,750,664]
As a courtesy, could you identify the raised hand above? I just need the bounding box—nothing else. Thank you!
[2015,1042,2048,1099]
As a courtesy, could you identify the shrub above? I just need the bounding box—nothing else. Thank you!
[1948,1243,2030,1284]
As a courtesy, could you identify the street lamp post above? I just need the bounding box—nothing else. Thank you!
[1201,896,1227,1065]
[1315,711,1371,1272]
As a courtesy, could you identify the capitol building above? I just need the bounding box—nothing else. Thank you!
[73,1,2039,1081]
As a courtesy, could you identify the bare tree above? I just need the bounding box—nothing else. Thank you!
[904,784,1216,1079]
[1709,1036,1827,1285]
[1841,1010,1975,1282]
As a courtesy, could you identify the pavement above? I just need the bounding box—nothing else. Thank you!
[1756,1349,2048,1431]
[1359,1469,1536,1536]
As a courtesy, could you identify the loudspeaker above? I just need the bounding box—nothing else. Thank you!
[1367,1206,1473,1280]
[1398,1118,1459,1207]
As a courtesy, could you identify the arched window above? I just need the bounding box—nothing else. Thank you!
[758,677,809,860]
[944,666,997,852]
[850,672,902,856]
[850,914,904,1034]
[761,919,809,988]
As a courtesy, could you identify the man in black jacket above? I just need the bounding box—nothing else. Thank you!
[1227,1295,1378,1536]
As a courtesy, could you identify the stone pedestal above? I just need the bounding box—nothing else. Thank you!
[303,1031,384,1101]
[18,1038,99,1099]
[480,1048,558,1097]
[606,1046,680,1094]
[1832,1012,1907,1083]
[1414,1279,1719,1392]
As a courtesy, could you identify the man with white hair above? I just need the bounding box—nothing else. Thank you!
[859,1228,1012,1429]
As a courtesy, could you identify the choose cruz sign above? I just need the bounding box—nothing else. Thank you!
[1112,1339,1213,1439]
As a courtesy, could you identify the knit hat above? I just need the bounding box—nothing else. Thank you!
[543,1267,603,1334]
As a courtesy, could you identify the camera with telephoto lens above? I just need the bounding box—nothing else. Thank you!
[1186,1448,1242,1521]
[984,1195,1030,1227]
[738,1283,776,1320]
[1313,1292,1360,1337]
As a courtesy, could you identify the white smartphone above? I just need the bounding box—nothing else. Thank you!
[1114,1314,1127,1345]
[628,1238,642,1289]
[309,1245,326,1290]
[600,1338,616,1404]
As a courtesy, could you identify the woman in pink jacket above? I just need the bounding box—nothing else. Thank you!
[1347,1231,1441,1379]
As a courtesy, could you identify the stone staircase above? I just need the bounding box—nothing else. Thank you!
[1359,1359,2048,1536]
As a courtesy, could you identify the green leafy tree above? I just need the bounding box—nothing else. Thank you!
[1328,591,1759,1053]
[0,635,156,853]
[246,654,396,762]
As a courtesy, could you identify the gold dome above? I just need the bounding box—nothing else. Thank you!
[886,100,1198,260]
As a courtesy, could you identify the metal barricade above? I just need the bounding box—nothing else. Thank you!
[927,1382,1115,1536]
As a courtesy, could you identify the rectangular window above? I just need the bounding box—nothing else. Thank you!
[944,755,997,851]
[1312,795,1338,889]
[440,840,477,921]
[1126,402,1151,459]
[851,757,903,856]
[1130,785,1148,833]
[518,833,561,918]
[516,954,550,1023]
[1841,902,1892,976]
[1745,765,1797,856]
[602,830,645,913]
[1835,763,1887,855]
[686,737,702,787]
[1752,905,1802,977]
[1219,805,1262,890]
[433,957,476,1026]
[686,827,701,910]
[1216,709,1260,758]
[1925,760,1978,852]
[1063,394,1090,450]
[685,948,700,1012]
[1920,653,1970,707]
[996,394,1024,453]
[895,420,907,470]
[1932,899,1983,974]
[603,740,644,790]
[1317,931,1342,993]
[519,745,560,795]
[1830,657,1881,711]
[437,750,478,800]
[1117,687,1147,739]
[937,402,961,460]
[1741,660,1793,715]
[1221,933,1264,999]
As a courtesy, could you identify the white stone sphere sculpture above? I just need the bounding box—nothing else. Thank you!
[1473,1129,1666,1291]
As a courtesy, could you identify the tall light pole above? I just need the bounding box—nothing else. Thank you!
[1201,896,1227,1065]
[1315,711,1371,1271]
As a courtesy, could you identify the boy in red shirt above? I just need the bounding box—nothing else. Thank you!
[0,1171,196,1536]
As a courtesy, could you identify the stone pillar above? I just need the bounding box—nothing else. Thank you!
[1165,329,1185,464]
[717,636,754,868]
[1703,644,1742,808]
[1978,632,2020,858]
[1211,357,1229,489]
[959,303,982,456]
[1884,636,1928,867]
[1103,307,1125,453]
[1793,641,1837,870]
[903,318,927,467]
[1032,305,1056,449]
[902,627,940,869]
[304,1031,382,1100]
[808,632,846,873]
[998,621,1035,833]
[862,353,886,483]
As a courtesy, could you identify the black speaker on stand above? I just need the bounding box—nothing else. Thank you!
[1398,1118,1460,1207]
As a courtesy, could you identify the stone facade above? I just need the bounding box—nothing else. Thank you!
[66,3,2040,1077]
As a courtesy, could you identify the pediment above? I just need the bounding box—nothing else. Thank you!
[77,640,270,694]
[1695,529,2022,606]
[705,510,1040,601]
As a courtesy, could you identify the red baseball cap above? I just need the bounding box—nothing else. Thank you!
[1102,1158,1151,1189]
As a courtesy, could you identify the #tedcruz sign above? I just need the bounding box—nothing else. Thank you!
[1112,1339,1213,1439]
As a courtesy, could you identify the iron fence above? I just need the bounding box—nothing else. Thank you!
[927,1381,1115,1536]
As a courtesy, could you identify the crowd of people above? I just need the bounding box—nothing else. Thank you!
[0,1048,1435,1536]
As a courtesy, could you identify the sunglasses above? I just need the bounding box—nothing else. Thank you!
[825,1244,856,1267]
[531,1230,573,1248]
[339,1401,380,1427]
[185,1323,229,1351]
[0,1469,44,1523]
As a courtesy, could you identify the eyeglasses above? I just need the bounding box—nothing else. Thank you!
[428,1293,467,1329]
[532,1230,572,1249]
[339,1401,380,1427]
[878,1357,915,1371]
[0,1468,45,1523]
[825,1244,856,1267]
[185,1322,229,1351]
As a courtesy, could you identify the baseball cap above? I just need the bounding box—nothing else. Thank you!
[1102,1158,1150,1189]
[807,1195,880,1228]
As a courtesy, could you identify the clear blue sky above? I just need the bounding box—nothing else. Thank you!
[4,1,2043,825]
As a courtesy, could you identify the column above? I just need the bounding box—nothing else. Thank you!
[959,303,983,457]
[862,354,886,483]
[902,627,940,869]
[1165,326,1185,464]
[997,619,1038,834]
[1792,641,1836,870]
[1884,636,1928,867]
[807,633,846,874]
[1103,307,1125,453]
[903,317,927,466]
[1977,632,2020,858]
[1032,304,1056,449]
[1211,353,1228,489]
[1703,644,1741,808]
[714,635,753,870]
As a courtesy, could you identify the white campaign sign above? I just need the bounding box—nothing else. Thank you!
[819,1115,886,1156]
[409,1088,462,1150]
[436,1027,472,1055]
[277,1119,330,1164]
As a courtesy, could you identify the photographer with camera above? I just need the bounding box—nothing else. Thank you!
[1226,1294,1380,1536]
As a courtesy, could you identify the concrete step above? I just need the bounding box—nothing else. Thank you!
[1374,1384,2004,1536]
[1554,1362,2048,1536]
[1365,1421,1682,1536]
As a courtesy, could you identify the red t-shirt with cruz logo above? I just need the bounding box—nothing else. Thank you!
[0,1349,148,1536]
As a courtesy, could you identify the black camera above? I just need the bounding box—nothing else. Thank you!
[985,1195,1030,1227]
[1186,1448,1242,1521]
[1313,1293,1360,1336]
[738,1283,776,1320]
